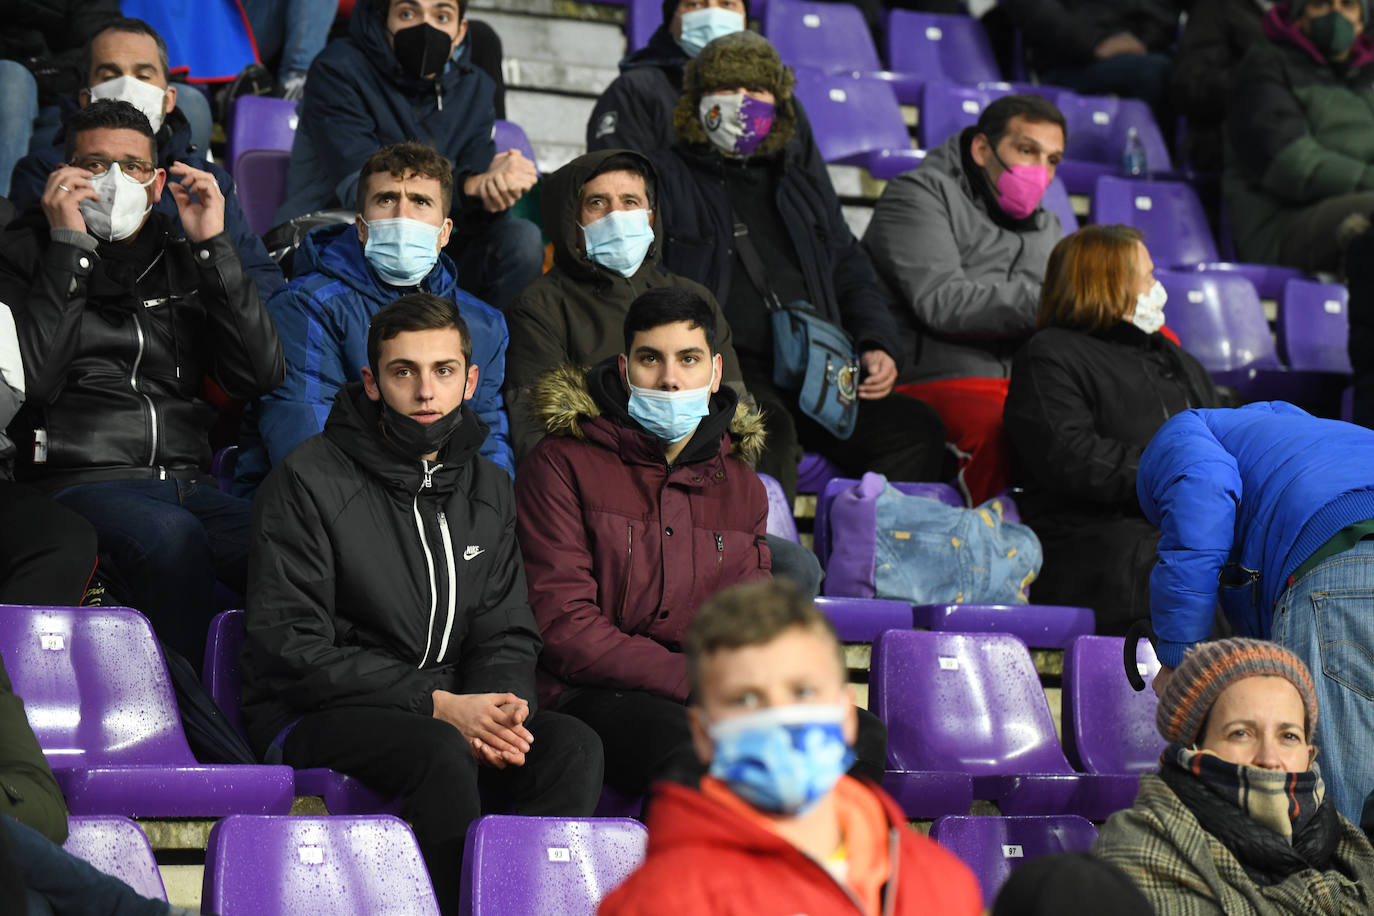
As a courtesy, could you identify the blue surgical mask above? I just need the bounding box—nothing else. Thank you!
[707,704,854,815]
[582,208,655,278]
[626,369,713,443]
[364,217,442,287]
[679,7,747,57]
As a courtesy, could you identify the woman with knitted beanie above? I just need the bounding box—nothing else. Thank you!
[1094,637,1374,914]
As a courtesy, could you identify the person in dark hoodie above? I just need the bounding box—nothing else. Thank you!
[651,31,945,503]
[8,17,284,299]
[276,0,541,310]
[232,142,511,496]
[241,292,602,915]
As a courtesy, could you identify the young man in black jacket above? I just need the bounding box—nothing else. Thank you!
[241,292,602,915]
[0,99,284,668]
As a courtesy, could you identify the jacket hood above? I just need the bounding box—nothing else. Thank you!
[527,358,765,466]
[350,4,477,91]
[621,24,690,73]
[541,148,664,282]
[1265,3,1374,67]
[295,222,461,303]
[323,381,489,491]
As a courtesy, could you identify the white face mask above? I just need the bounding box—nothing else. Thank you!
[80,163,156,242]
[1132,279,1167,335]
[88,75,170,133]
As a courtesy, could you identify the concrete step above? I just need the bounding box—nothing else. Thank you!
[507,89,596,149]
[477,10,626,70]
[532,140,586,175]
[502,57,619,97]
[471,0,626,23]
[842,204,874,239]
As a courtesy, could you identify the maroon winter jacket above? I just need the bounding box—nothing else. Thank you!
[515,359,771,707]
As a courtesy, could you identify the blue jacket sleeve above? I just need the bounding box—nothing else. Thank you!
[470,306,514,477]
[258,284,354,465]
[1137,410,1243,667]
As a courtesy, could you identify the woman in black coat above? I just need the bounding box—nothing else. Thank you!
[1003,225,1220,634]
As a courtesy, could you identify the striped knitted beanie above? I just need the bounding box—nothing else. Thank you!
[1155,638,1319,746]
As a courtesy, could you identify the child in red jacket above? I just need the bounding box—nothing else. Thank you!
[599,580,984,916]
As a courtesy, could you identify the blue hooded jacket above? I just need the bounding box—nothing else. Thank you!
[1137,402,1374,667]
[233,222,512,494]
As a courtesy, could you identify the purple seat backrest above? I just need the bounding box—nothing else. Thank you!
[815,476,963,566]
[493,119,539,174]
[625,0,658,53]
[791,68,910,162]
[1062,636,1165,775]
[766,0,882,71]
[211,445,240,494]
[204,815,440,915]
[459,815,648,915]
[0,605,196,766]
[203,609,249,741]
[234,149,291,238]
[1040,175,1077,232]
[64,816,169,901]
[919,81,1012,148]
[227,95,299,178]
[1279,279,1352,373]
[1058,95,1172,171]
[886,11,1000,83]
[929,814,1099,903]
[758,473,799,542]
[797,452,842,494]
[1155,268,1281,373]
[1092,176,1217,266]
[871,630,1073,776]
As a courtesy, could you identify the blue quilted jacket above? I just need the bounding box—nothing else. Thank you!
[1137,402,1374,667]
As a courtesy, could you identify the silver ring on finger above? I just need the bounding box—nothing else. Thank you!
[58,184,70,192]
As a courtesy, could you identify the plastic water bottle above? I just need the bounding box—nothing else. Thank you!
[1122,126,1148,177]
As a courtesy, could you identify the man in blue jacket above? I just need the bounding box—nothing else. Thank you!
[8,17,283,299]
[277,0,541,309]
[234,142,512,495]
[1138,401,1374,825]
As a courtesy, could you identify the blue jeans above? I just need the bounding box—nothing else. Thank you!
[0,61,39,197]
[50,478,251,667]
[239,0,336,78]
[1271,537,1374,826]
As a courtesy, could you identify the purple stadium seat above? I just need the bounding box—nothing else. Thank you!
[1191,261,1306,302]
[202,609,399,816]
[767,0,922,102]
[918,81,1013,147]
[625,0,659,53]
[203,814,440,915]
[211,445,240,494]
[1040,175,1077,232]
[871,630,1138,818]
[790,69,923,174]
[885,11,1000,84]
[1053,94,1172,194]
[459,815,647,915]
[227,96,299,179]
[1062,636,1164,777]
[929,814,1099,903]
[797,452,842,494]
[909,603,1095,650]
[0,604,293,817]
[235,149,291,237]
[1279,279,1353,374]
[63,816,168,902]
[759,472,798,541]
[1091,176,1218,267]
[493,119,539,174]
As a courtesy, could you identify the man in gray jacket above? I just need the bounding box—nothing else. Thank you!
[864,94,1066,505]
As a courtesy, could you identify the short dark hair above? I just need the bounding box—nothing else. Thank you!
[622,287,717,355]
[975,94,1068,150]
[357,142,455,215]
[686,580,845,696]
[367,292,472,373]
[371,0,470,22]
[83,18,171,84]
[65,99,156,162]
[583,153,657,210]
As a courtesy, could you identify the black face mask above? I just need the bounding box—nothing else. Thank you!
[377,396,463,459]
[392,22,453,80]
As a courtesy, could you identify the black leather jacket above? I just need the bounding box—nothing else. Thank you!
[0,210,285,487]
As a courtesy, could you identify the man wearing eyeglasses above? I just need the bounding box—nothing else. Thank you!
[0,99,284,672]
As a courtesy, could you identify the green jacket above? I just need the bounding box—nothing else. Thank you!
[0,653,66,843]
[1223,5,1374,264]
[1094,773,1374,915]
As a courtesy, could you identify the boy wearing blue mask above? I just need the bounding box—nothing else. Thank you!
[599,579,984,916]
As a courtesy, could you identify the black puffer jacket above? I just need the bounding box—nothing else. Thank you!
[240,383,541,755]
[0,211,285,488]
[1000,0,1183,70]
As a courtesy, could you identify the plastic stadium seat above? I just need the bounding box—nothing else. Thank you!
[759,473,798,542]
[0,604,293,817]
[227,95,299,179]
[202,610,399,815]
[886,11,1001,84]
[211,445,240,493]
[919,81,1013,148]
[791,69,923,176]
[1053,94,1172,194]
[767,0,922,101]
[1062,636,1165,776]
[203,815,440,915]
[235,149,291,237]
[625,0,660,53]
[63,816,168,902]
[1091,176,1218,267]
[121,0,259,82]
[1040,175,1078,233]
[459,815,647,915]
[1278,279,1353,373]
[493,119,539,174]
[929,814,1098,903]
[908,603,1094,650]
[797,452,842,494]
[871,630,1137,818]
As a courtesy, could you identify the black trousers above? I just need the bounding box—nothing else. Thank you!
[745,371,947,504]
[283,707,603,915]
[1345,218,1374,429]
[0,482,96,606]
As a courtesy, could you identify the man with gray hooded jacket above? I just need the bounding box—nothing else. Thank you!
[863,94,1066,504]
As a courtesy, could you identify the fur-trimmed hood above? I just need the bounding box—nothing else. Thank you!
[528,360,766,467]
[672,30,797,156]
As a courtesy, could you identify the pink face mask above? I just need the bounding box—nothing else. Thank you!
[993,162,1051,219]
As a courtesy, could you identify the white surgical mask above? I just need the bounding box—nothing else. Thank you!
[1131,279,1167,335]
[88,75,170,133]
[679,7,746,57]
[80,163,156,242]
[582,208,655,277]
